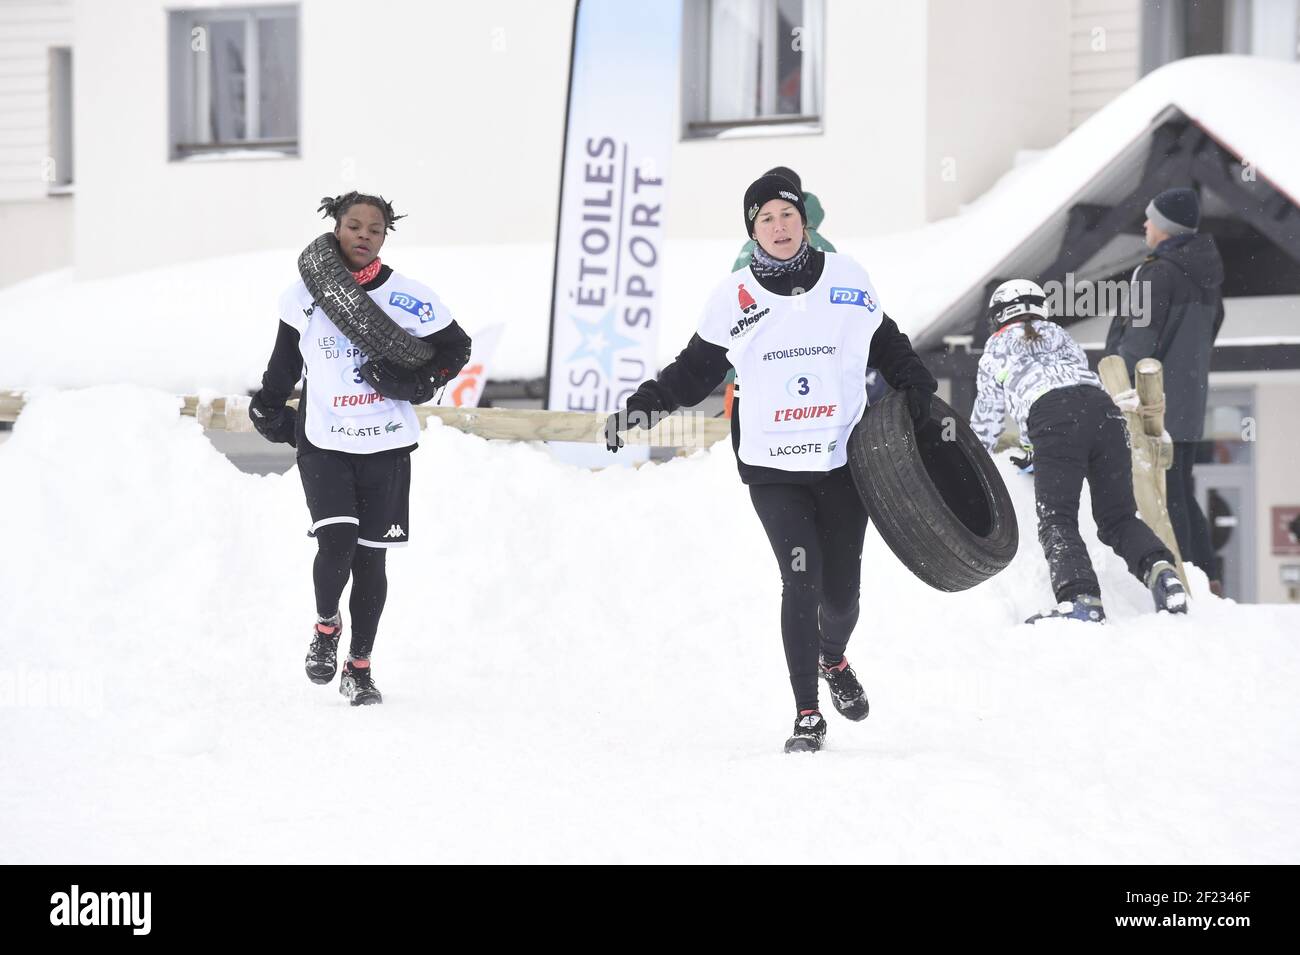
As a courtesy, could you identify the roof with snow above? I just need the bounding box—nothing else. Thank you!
[898,55,1300,352]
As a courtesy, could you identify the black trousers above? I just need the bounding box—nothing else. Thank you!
[749,466,869,712]
[1167,442,1216,581]
[1027,385,1172,602]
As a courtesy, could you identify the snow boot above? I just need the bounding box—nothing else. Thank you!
[339,660,383,706]
[784,709,827,753]
[1025,594,1105,624]
[818,654,869,721]
[305,613,342,684]
[1146,561,1189,614]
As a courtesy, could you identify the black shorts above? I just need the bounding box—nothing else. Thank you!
[298,448,411,549]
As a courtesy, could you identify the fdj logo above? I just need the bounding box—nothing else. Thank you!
[786,374,821,398]
[389,292,435,323]
[829,287,877,312]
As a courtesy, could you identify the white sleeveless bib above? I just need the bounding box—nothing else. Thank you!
[278,271,454,453]
[698,253,882,472]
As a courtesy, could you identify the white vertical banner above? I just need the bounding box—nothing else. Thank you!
[546,0,683,466]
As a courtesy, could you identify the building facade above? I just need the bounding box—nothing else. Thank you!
[6,0,1296,287]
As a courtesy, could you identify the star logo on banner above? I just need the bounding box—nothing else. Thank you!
[567,308,635,377]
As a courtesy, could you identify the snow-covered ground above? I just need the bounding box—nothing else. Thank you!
[2,387,1296,863]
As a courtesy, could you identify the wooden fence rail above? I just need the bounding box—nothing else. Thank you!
[1,391,730,449]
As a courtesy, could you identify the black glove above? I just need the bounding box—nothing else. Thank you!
[904,385,932,424]
[604,397,659,453]
[249,393,297,447]
[1010,451,1035,473]
[359,358,441,405]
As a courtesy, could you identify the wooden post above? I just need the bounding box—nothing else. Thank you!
[209,397,228,431]
[1097,355,1189,591]
[0,391,25,424]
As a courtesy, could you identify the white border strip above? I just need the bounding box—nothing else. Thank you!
[357,538,409,550]
[309,516,360,533]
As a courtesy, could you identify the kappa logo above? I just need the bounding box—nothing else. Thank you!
[389,292,436,323]
[382,524,405,539]
[829,287,878,312]
[50,885,151,936]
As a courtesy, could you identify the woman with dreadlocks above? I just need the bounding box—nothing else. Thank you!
[250,192,472,705]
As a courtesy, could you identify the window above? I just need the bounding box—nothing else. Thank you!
[168,6,299,159]
[48,48,73,192]
[1142,0,1299,74]
[682,0,824,139]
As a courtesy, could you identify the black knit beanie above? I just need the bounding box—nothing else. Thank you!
[764,166,803,194]
[743,174,806,238]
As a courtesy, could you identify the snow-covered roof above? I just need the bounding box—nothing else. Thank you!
[841,55,1300,349]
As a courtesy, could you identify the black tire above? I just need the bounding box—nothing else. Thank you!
[847,390,1018,592]
[296,233,435,370]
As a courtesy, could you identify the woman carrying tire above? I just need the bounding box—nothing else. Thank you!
[606,173,936,753]
[970,279,1187,624]
[250,192,472,705]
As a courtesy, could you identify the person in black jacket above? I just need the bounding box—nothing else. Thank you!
[1104,187,1224,593]
[606,173,936,753]
[250,193,471,705]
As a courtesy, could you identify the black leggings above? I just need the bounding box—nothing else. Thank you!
[1028,386,1171,601]
[749,466,869,712]
[1167,442,1216,580]
[313,524,388,660]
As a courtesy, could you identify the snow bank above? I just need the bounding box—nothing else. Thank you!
[2,388,1297,862]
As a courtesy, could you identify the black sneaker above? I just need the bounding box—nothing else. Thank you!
[1146,561,1189,614]
[819,654,869,721]
[339,661,383,706]
[784,710,827,753]
[305,614,342,684]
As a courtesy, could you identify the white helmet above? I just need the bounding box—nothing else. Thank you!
[987,279,1049,332]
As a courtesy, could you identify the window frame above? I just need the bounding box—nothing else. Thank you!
[48,46,74,193]
[168,4,300,161]
[681,0,825,141]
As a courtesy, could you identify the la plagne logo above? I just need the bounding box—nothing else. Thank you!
[50,885,151,935]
